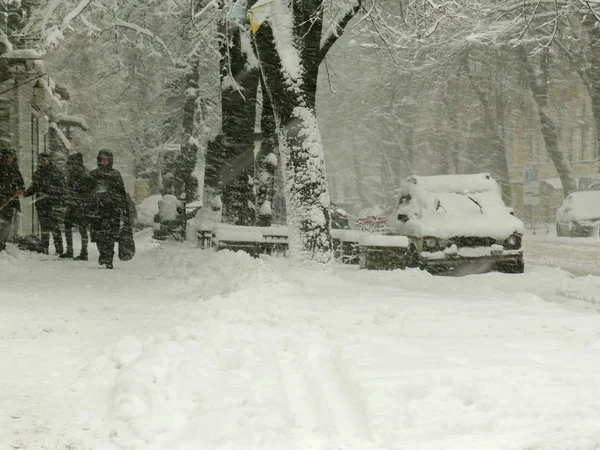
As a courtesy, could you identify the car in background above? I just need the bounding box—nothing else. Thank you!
[587,181,600,191]
[556,191,600,237]
[384,173,525,273]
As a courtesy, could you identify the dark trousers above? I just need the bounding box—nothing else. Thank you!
[37,205,63,254]
[0,214,12,251]
[93,214,120,264]
[41,228,63,254]
[64,210,88,254]
[96,237,115,264]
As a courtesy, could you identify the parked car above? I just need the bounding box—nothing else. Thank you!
[383,173,525,273]
[556,191,600,237]
[587,181,600,191]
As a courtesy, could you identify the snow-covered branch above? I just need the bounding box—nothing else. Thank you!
[114,19,175,64]
[320,0,363,63]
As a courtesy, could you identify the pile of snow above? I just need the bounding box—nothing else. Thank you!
[4,232,600,449]
[136,195,161,227]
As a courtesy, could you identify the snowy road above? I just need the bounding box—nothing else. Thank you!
[525,234,600,276]
[2,231,600,449]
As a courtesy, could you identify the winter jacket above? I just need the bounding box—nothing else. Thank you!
[65,152,93,215]
[0,149,25,219]
[89,150,128,241]
[25,160,66,211]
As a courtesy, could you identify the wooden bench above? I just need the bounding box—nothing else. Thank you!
[198,225,363,263]
[358,234,410,270]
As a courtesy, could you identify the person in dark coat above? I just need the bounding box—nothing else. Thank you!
[24,153,66,255]
[89,149,129,269]
[0,148,25,252]
[61,152,93,260]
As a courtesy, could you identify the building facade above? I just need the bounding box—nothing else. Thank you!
[1,50,87,237]
[506,77,600,226]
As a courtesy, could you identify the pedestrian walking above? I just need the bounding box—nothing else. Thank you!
[0,148,25,252]
[61,152,93,260]
[89,149,129,269]
[24,153,66,255]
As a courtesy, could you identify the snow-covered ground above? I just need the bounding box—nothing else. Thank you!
[525,230,600,277]
[2,230,600,450]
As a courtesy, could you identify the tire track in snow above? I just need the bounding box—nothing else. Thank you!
[275,338,373,449]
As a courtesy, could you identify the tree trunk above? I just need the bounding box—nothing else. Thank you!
[492,83,512,204]
[205,16,260,225]
[255,75,278,226]
[585,22,600,164]
[519,47,577,198]
[294,0,323,111]
[176,53,201,203]
[465,51,512,204]
[253,21,332,263]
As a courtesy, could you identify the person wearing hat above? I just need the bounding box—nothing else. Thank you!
[0,148,25,252]
[24,153,66,255]
[89,149,129,269]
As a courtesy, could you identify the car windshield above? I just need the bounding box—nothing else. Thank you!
[429,191,505,215]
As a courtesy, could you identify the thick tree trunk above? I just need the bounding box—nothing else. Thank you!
[519,47,577,198]
[176,54,201,203]
[205,16,260,225]
[255,75,277,226]
[294,0,323,111]
[254,21,332,263]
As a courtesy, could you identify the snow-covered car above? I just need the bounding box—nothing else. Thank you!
[556,191,600,237]
[384,173,525,273]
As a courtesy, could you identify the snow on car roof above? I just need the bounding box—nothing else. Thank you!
[566,191,600,219]
[394,174,524,239]
[407,173,498,194]
[569,190,600,201]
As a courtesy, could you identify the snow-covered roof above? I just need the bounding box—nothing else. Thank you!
[57,114,89,130]
[50,122,72,150]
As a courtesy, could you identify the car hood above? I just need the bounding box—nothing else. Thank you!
[398,212,524,239]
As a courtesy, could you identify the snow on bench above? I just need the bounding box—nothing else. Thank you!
[359,234,409,248]
[331,229,361,242]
